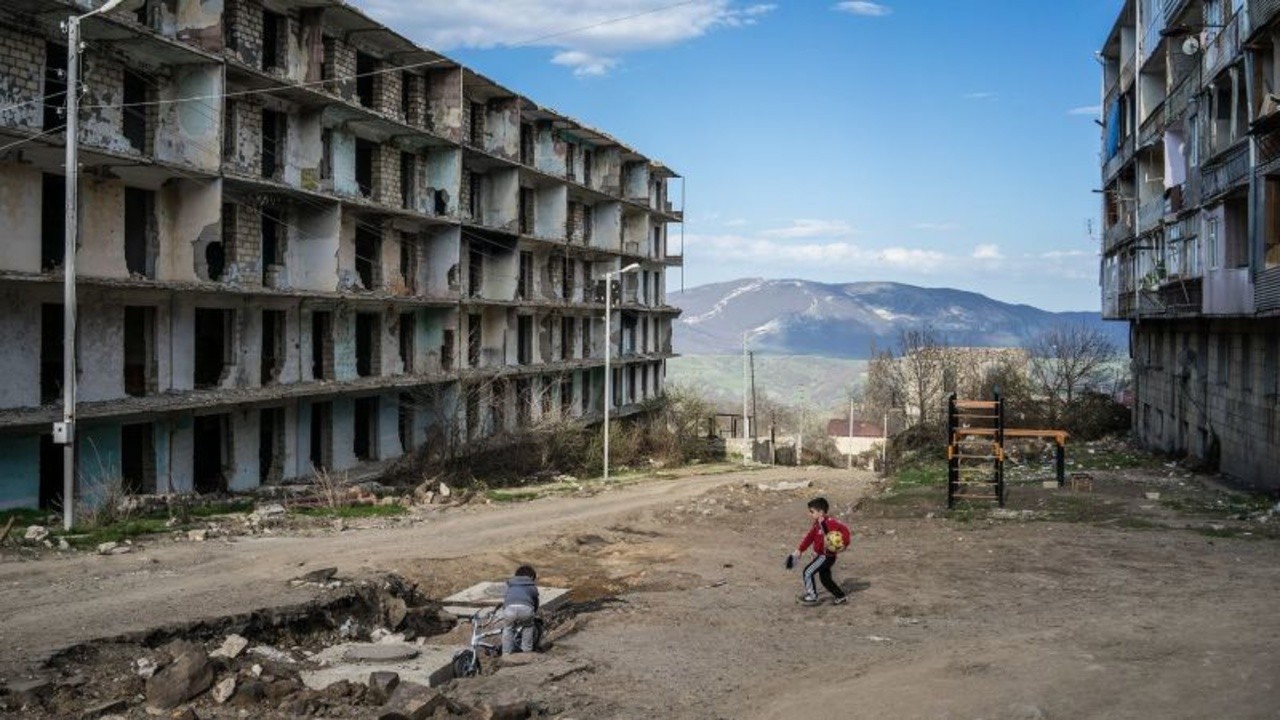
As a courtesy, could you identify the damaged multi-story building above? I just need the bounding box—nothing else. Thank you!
[0,0,683,507]
[1099,0,1278,486]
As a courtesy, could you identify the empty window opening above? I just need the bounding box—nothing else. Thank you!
[520,123,534,164]
[44,43,67,131]
[194,308,233,389]
[222,102,237,160]
[121,422,156,494]
[399,312,415,373]
[517,315,533,365]
[468,244,483,297]
[399,234,417,293]
[354,396,379,461]
[540,377,553,417]
[192,414,229,494]
[309,401,333,471]
[124,187,155,278]
[467,313,481,367]
[652,226,662,257]
[39,434,63,510]
[566,144,577,181]
[355,225,381,290]
[1224,195,1249,268]
[262,10,283,70]
[123,70,149,153]
[311,310,333,380]
[628,366,637,403]
[356,52,376,108]
[561,257,574,301]
[583,149,593,186]
[442,329,455,372]
[398,393,415,452]
[123,305,156,397]
[261,309,285,385]
[262,109,284,179]
[400,152,416,209]
[259,407,284,484]
[583,205,593,242]
[356,312,380,378]
[491,379,507,432]
[261,209,284,283]
[516,379,531,426]
[464,386,480,439]
[612,367,622,407]
[519,187,534,234]
[320,128,333,181]
[581,317,591,359]
[400,73,413,120]
[561,316,574,361]
[355,139,374,197]
[517,251,532,299]
[581,371,592,414]
[561,377,573,416]
[468,171,482,220]
[469,101,484,145]
[42,173,66,271]
[641,364,649,397]
[41,303,63,404]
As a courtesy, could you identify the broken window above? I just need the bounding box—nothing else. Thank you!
[44,43,66,131]
[356,312,381,378]
[310,311,332,380]
[517,315,533,366]
[1224,194,1249,268]
[262,109,284,179]
[121,423,156,495]
[468,244,483,297]
[261,309,285,385]
[193,414,229,494]
[259,407,284,484]
[194,308,233,389]
[124,188,155,278]
[356,52,376,108]
[517,251,532,299]
[41,303,63,404]
[398,393,415,452]
[320,129,333,181]
[355,139,374,197]
[310,401,332,471]
[399,312,415,373]
[355,226,381,290]
[122,70,150,154]
[124,305,156,397]
[261,209,284,282]
[262,10,284,70]
[467,313,481,367]
[354,396,379,461]
[41,173,66,271]
[401,152,416,209]
[559,316,573,361]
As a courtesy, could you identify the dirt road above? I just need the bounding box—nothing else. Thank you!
[4,462,1280,719]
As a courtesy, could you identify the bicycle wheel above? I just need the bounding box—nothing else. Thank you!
[452,648,478,678]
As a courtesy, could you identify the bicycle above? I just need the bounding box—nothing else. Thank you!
[451,604,544,679]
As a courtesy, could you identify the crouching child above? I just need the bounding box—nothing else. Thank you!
[501,565,540,654]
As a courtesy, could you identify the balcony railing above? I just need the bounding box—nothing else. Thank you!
[1250,0,1280,38]
[1104,221,1135,254]
[1201,141,1250,200]
[1138,198,1166,233]
[1203,12,1242,80]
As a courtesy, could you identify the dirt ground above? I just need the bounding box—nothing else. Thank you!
[2,458,1280,719]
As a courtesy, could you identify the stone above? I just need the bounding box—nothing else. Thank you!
[367,671,400,704]
[211,676,235,704]
[146,648,214,710]
[437,482,451,498]
[756,480,811,492]
[6,677,53,702]
[256,503,286,517]
[377,682,446,720]
[230,679,266,707]
[58,538,70,550]
[186,529,207,542]
[1144,491,1161,500]
[210,634,249,660]
[169,709,199,720]
[24,525,48,542]
[481,699,530,720]
[134,657,160,678]
[249,664,262,678]
[79,699,127,719]
[297,567,337,584]
[385,597,408,630]
[342,643,420,663]
[263,678,302,702]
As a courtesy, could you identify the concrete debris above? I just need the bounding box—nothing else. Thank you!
[58,538,70,550]
[248,645,296,664]
[377,682,447,720]
[210,634,249,659]
[342,643,420,663]
[5,677,53,702]
[481,698,531,720]
[437,482,452,498]
[24,525,49,542]
[338,617,358,639]
[297,567,338,584]
[211,676,236,704]
[97,541,132,555]
[145,647,214,710]
[385,596,408,630]
[367,671,400,704]
[133,657,159,678]
[78,699,127,719]
[1144,492,1161,500]
[186,530,207,542]
[169,708,200,720]
[756,480,812,492]
[250,664,263,678]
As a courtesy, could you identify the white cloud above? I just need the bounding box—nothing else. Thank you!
[912,222,958,231]
[963,91,997,100]
[833,1,891,16]
[1067,105,1102,116]
[972,244,1003,260]
[724,218,749,227]
[355,0,777,76]
[759,219,856,239]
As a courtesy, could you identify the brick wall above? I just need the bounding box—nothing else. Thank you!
[567,201,584,243]
[460,166,473,220]
[372,143,400,206]
[224,97,263,175]
[223,203,262,282]
[375,65,402,120]
[403,73,426,128]
[0,27,43,131]
[324,37,356,101]
[225,0,264,68]
[81,53,128,154]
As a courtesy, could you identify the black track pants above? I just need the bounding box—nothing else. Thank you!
[802,553,845,598]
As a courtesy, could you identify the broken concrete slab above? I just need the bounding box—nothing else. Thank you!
[301,644,460,690]
[441,582,569,618]
[5,677,52,702]
[211,676,235,704]
[210,634,248,660]
[756,480,812,492]
[78,699,127,719]
[342,643,420,663]
[145,647,214,709]
[368,671,400,704]
[377,682,447,720]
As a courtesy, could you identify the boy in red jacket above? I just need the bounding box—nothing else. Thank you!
[787,497,852,605]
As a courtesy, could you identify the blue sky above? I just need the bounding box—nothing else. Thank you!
[354,1,1122,312]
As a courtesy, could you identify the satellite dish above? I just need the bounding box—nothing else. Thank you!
[1182,36,1201,56]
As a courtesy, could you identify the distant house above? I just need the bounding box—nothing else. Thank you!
[826,419,883,457]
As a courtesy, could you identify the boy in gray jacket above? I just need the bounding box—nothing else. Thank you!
[501,565,540,654]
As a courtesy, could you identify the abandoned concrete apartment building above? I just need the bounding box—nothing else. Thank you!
[1100,0,1280,486]
[0,0,684,508]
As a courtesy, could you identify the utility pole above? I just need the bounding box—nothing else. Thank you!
[847,395,854,470]
[882,410,889,475]
[741,332,749,464]
[749,351,757,440]
[58,13,81,532]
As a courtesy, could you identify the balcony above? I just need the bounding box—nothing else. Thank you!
[1250,0,1280,38]
[1138,198,1166,233]
[1256,266,1280,311]
[1200,141,1250,201]
[1203,12,1242,81]
[1103,221,1135,254]
[1204,267,1254,315]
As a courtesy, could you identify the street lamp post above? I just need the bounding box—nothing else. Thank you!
[603,262,640,482]
[56,0,141,531]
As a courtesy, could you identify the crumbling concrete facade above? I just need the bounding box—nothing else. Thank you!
[1099,0,1280,487]
[0,0,683,509]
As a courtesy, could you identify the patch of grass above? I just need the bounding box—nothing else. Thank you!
[0,508,52,529]
[54,517,176,547]
[1038,493,1126,524]
[1162,492,1274,519]
[894,462,946,488]
[486,488,542,503]
[1069,447,1159,471]
[186,500,254,518]
[1190,526,1261,540]
[294,504,407,519]
[1114,516,1160,530]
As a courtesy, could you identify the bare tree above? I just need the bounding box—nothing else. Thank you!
[1027,322,1118,421]
[894,326,955,427]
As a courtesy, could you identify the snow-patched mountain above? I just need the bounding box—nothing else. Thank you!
[674,279,1123,358]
